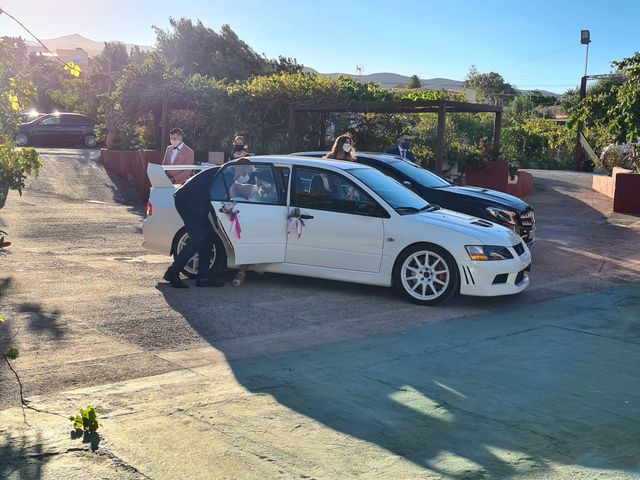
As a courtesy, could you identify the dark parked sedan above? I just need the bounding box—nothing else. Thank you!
[15,113,98,148]
[294,152,535,244]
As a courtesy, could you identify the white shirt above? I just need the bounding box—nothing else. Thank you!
[170,143,183,164]
[399,147,406,158]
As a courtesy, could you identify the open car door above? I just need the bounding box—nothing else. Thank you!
[211,162,288,265]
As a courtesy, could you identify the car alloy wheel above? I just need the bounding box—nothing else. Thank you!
[394,243,459,305]
[174,230,220,278]
[15,133,28,146]
[83,134,97,148]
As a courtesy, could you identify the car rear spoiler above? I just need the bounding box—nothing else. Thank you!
[147,163,217,188]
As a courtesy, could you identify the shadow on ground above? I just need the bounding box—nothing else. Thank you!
[157,173,640,477]
[0,432,47,480]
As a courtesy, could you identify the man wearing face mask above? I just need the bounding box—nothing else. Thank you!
[162,128,195,184]
[228,135,249,163]
[386,132,416,163]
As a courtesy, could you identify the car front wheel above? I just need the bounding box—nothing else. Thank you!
[15,132,29,146]
[172,228,226,279]
[83,134,97,148]
[393,243,460,305]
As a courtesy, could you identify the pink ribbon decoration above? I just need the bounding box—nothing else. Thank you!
[229,211,242,239]
[287,217,303,239]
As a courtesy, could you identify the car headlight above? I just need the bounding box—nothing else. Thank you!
[465,245,514,261]
[486,207,518,227]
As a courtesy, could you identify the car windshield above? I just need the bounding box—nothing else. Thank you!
[349,167,431,214]
[388,159,451,188]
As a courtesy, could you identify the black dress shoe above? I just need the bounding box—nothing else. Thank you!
[164,268,189,288]
[163,267,175,282]
[196,279,225,287]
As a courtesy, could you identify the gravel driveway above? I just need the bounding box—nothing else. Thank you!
[1,150,638,408]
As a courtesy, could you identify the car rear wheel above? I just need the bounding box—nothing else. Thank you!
[393,243,459,305]
[172,228,226,279]
[83,134,97,148]
[15,132,29,146]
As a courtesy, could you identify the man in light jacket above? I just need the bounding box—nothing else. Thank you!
[162,128,195,184]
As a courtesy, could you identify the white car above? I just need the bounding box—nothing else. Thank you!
[142,156,531,305]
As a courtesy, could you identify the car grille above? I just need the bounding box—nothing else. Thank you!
[518,210,535,229]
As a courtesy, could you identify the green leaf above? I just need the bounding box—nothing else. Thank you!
[0,313,5,323]
[5,348,19,360]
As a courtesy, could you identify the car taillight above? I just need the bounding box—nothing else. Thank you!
[146,201,152,216]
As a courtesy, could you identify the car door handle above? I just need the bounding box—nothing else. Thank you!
[300,214,314,220]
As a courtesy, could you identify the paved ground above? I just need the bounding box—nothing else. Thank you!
[1,150,639,479]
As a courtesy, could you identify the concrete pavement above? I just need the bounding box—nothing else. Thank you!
[2,282,639,479]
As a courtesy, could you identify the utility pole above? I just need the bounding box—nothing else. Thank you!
[575,30,591,171]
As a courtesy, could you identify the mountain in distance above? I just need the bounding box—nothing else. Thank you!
[23,35,560,97]
[25,33,152,57]
[302,67,560,98]
[303,68,465,91]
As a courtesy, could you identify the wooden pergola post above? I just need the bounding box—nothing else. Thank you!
[435,101,446,173]
[493,110,502,160]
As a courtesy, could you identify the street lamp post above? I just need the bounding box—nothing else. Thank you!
[575,30,591,171]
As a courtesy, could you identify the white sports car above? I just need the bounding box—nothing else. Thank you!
[142,156,531,305]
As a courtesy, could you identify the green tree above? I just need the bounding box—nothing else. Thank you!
[560,88,580,116]
[504,94,538,125]
[91,42,130,96]
[406,74,422,89]
[608,52,640,144]
[0,37,36,139]
[464,65,516,106]
[113,53,185,147]
[153,18,300,81]
[0,38,41,205]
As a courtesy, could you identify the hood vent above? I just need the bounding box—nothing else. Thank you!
[471,219,493,228]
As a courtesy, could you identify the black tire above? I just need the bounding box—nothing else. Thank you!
[392,243,460,306]
[14,132,29,147]
[83,134,98,148]
[171,228,226,279]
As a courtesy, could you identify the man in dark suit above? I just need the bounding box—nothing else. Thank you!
[163,165,225,288]
[386,132,416,163]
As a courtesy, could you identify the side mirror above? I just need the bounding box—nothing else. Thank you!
[403,181,412,189]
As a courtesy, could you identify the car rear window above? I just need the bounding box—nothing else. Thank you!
[387,160,450,188]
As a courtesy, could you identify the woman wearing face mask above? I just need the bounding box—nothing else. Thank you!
[324,133,356,161]
[228,135,249,163]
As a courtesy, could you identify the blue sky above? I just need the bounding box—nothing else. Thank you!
[2,0,639,93]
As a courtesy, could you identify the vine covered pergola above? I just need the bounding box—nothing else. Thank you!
[287,99,503,173]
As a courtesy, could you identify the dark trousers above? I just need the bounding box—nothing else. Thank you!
[170,216,214,280]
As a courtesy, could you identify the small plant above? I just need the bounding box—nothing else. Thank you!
[0,143,42,208]
[70,406,100,436]
[5,347,19,360]
[508,163,519,180]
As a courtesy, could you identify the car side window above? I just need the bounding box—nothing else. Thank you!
[210,173,229,202]
[62,115,88,126]
[219,164,281,205]
[40,117,60,125]
[292,167,384,217]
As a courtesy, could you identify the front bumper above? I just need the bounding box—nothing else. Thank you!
[458,249,532,297]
